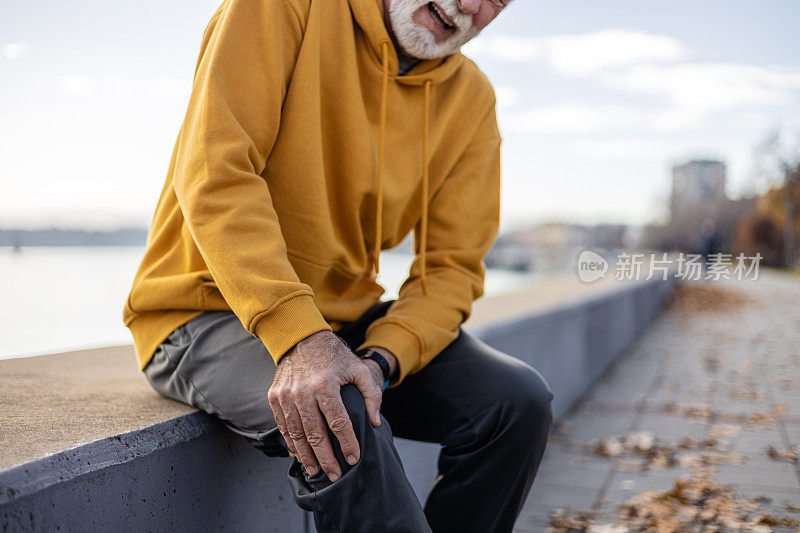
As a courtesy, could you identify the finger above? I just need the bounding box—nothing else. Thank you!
[268,391,297,457]
[279,397,319,476]
[295,392,342,482]
[353,364,382,427]
[317,389,360,466]
[283,400,319,475]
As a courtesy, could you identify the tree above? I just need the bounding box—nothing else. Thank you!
[751,129,800,268]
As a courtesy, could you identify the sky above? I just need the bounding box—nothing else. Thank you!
[1,0,799,232]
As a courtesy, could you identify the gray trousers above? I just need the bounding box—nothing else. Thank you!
[143,299,553,533]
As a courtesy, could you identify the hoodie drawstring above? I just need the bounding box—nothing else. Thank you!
[374,42,389,275]
[375,42,430,296]
[419,79,430,296]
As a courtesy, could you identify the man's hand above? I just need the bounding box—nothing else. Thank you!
[267,331,382,482]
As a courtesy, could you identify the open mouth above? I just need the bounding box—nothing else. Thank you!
[427,2,456,31]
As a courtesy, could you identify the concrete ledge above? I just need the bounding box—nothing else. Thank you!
[1,414,305,532]
[1,274,675,531]
[474,275,674,418]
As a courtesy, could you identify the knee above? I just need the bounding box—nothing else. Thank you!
[332,384,393,457]
[503,365,554,437]
[338,384,369,430]
[337,384,391,438]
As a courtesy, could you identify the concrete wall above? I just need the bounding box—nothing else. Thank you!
[1,277,674,532]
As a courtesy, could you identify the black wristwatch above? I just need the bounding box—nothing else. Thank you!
[356,348,395,391]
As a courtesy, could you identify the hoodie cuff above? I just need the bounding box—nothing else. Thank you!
[254,294,332,364]
[357,321,422,387]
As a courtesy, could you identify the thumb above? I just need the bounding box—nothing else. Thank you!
[353,364,382,427]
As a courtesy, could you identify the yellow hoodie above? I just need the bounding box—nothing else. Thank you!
[122,0,501,385]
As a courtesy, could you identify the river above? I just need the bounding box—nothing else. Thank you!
[0,246,534,359]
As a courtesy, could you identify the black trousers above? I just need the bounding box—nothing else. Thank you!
[143,300,553,533]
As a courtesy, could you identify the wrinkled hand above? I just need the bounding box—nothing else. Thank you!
[267,330,382,482]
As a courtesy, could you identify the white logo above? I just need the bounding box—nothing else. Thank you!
[577,250,608,283]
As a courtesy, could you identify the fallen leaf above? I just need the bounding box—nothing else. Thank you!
[753,514,799,527]
[767,445,798,463]
[708,423,742,438]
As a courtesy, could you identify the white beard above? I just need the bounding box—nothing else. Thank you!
[387,0,480,60]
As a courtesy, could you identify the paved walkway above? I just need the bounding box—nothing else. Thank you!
[519,269,800,532]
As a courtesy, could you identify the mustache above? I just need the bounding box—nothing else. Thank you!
[429,1,473,33]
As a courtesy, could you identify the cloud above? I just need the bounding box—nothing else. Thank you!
[497,101,714,136]
[56,75,191,99]
[479,30,800,136]
[465,29,685,75]
[545,30,685,76]
[468,28,800,120]
[602,63,800,111]
[499,104,635,135]
[498,103,698,135]
[464,35,545,63]
[494,84,520,109]
[572,138,676,159]
[3,42,28,59]
[58,75,96,95]
[137,77,192,100]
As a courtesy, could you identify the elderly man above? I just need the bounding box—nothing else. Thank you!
[123,0,553,531]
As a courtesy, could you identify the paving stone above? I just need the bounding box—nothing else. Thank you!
[602,470,682,502]
[715,463,800,492]
[533,462,611,491]
[553,411,635,439]
[634,413,708,440]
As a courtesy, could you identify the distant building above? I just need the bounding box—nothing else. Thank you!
[643,159,757,253]
[670,160,727,220]
[485,222,630,273]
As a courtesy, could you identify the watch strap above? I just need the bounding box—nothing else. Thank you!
[356,348,392,391]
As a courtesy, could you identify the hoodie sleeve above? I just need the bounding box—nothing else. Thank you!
[357,104,502,385]
[172,0,332,364]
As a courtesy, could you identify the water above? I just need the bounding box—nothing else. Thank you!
[0,246,533,359]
